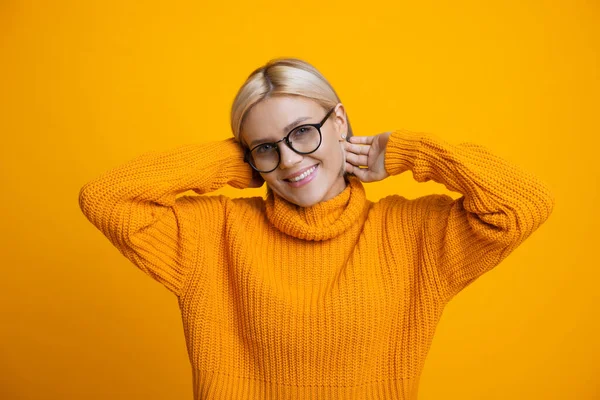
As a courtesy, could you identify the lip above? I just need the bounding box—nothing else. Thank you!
[283,164,319,181]
[284,164,319,188]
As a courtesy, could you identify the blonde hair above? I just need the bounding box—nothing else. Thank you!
[230,57,353,146]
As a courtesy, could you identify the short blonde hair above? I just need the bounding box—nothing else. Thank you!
[230,57,353,146]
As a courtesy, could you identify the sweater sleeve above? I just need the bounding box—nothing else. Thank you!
[384,129,555,302]
[78,138,253,297]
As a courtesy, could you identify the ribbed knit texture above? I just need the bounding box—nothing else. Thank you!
[78,129,554,399]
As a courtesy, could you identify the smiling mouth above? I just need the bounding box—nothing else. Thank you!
[284,165,318,182]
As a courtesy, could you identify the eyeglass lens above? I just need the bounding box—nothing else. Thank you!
[248,125,322,172]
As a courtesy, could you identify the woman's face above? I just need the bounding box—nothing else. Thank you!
[240,95,349,207]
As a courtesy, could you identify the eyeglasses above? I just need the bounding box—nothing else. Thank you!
[243,106,336,173]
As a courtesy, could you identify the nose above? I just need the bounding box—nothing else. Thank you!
[278,141,303,169]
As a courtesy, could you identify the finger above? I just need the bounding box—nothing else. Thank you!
[345,152,368,167]
[349,136,374,145]
[347,163,371,182]
[345,161,354,174]
[344,142,371,155]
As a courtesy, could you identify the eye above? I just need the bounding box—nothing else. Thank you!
[255,143,275,154]
[294,126,311,135]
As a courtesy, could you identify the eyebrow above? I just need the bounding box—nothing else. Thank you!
[248,116,312,148]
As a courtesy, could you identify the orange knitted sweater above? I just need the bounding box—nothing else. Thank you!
[78,129,554,399]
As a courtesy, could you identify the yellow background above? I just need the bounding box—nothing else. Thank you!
[1,1,598,399]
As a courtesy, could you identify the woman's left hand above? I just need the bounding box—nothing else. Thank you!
[344,131,392,182]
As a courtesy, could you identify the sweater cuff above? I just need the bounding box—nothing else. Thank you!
[384,129,425,176]
[222,138,254,189]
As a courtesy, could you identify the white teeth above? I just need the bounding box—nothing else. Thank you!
[289,166,316,182]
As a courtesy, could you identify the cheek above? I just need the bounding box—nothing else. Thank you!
[316,136,343,163]
[263,174,279,186]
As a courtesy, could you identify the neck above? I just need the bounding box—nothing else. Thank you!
[321,175,349,203]
[264,175,369,241]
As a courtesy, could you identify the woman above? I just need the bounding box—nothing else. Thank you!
[79,58,554,399]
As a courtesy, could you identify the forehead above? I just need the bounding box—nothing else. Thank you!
[242,96,323,143]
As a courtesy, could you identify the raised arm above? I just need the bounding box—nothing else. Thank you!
[383,129,555,301]
[78,138,253,297]
[345,129,555,302]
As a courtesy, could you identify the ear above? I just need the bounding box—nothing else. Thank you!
[332,103,348,136]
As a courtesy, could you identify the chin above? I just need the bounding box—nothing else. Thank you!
[268,167,344,207]
[270,182,329,208]
[277,189,324,207]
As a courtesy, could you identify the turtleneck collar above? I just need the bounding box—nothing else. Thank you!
[264,176,370,241]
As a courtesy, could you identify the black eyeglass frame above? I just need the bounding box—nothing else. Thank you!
[243,106,337,173]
